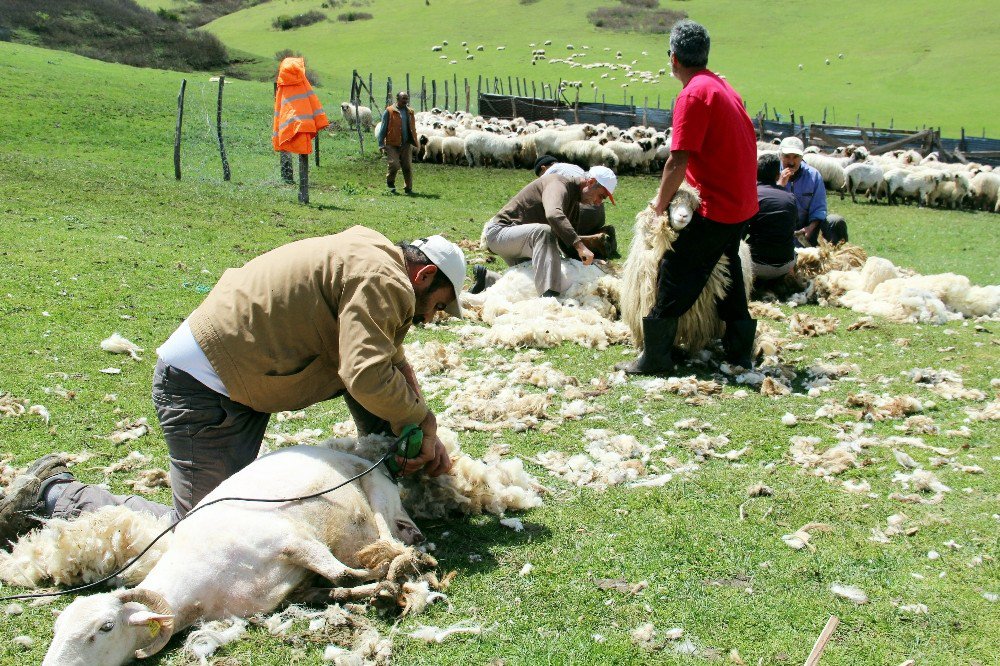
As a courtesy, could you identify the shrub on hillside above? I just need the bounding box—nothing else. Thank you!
[272,10,326,30]
[0,0,229,71]
[588,4,685,34]
[620,0,659,7]
[336,12,373,21]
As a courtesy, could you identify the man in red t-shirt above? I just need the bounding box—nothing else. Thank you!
[619,19,759,376]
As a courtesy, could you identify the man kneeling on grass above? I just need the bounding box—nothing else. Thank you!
[0,226,465,547]
[482,165,617,298]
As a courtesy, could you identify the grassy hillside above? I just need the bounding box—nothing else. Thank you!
[1,42,998,665]
[181,0,1000,135]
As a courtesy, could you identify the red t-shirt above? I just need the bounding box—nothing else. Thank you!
[670,70,758,223]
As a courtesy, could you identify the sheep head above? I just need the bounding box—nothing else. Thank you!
[43,588,175,666]
[668,183,702,230]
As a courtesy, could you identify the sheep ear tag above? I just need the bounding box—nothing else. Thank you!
[127,610,174,634]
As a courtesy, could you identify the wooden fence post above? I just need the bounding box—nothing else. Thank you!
[216,76,230,181]
[432,79,437,108]
[174,79,186,180]
[351,70,365,155]
[532,81,537,99]
[386,76,392,106]
[368,73,374,107]
[573,86,580,124]
[406,73,410,96]
[643,96,648,126]
[465,79,470,113]
[298,154,309,204]
[453,74,458,111]
[508,76,513,97]
[314,134,320,166]
[421,76,426,111]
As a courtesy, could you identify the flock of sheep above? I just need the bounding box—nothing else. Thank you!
[760,142,1000,212]
[342,105,670,173]
[339,103,1000,213]
[425,38,665,89]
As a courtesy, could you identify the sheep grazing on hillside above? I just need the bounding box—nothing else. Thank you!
[619,184,753,350]
[40,447,433,665]
[340,102,373,131]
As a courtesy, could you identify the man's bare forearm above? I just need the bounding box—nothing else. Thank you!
[652,150,689,216]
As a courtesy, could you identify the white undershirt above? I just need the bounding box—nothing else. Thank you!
[156,320,230,396]
[545,163,586,179]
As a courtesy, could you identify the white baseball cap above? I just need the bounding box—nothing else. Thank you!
[410,235,466,318]
[779,136,805,156]
[585,165,617,205]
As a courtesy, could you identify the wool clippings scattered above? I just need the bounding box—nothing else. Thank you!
[100,332,144,361]
[407,620,485,643]
[831,583,868,604]
[499,517,524,532]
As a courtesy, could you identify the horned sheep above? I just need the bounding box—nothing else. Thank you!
[41,446,425,666]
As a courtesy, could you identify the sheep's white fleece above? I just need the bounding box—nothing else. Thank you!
[619,205,753,350]
[458,260,629,349]
[813,256,1000,323]
[0,506,172,588]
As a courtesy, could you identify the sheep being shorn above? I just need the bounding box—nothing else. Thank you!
[619,184,753,351]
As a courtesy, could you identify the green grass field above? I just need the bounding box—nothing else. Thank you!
[173,0,1000,136]
[1,42,998,665]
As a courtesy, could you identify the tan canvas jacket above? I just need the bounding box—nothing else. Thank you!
[188,225,427,432]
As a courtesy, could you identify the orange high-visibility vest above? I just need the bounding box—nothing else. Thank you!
[272,58,329,154]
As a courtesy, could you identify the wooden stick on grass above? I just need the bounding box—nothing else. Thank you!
[804,616,839,666]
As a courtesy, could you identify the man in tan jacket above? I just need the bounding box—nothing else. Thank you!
[0,227,466,543]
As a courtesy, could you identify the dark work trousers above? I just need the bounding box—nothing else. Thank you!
[51,360,391,523]
[648,212,752,323]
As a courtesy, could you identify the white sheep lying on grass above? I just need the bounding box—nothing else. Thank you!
[619,184,753,351]
[39,446,430,665]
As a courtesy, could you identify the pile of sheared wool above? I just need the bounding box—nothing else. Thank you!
[812,256,1000,323]
[404,340,466,376]
[124,468,171,494]
[903,367,987,401]
[788,435,861,477]
[100,332,144,361]
[535,428,694,490]
[319,427,543,519]
[457,260,629,349]
[440,374,550,431]
[789,313,840,337]
[896,415,940,435]
[782,522,833,551]
[0,506,172,587]
[892,469,952,494]
[966,400,1000,421]
[846,392,926,421]
[684,433,749,461]
[754,322,789,358]
[749,301,786,320]
[107,416,149,444]
[794,240,868,281]
[508,361,579,389]
[635,376,722,405]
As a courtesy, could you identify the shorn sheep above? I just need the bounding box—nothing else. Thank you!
[340,102,372,131]
[619,183,753,351]
[41,446,429,665]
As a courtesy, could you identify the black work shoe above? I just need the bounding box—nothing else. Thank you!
[404,187,413,195]
[0,454,71,548]
[541,289,560,298]
[470,265,488,294]
[615,317,679,376]
[722,319,758,370]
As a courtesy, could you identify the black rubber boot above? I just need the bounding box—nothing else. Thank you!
[541,289,560,298]
[616,317,678,376]
[0,454,72,549]
[722,319,757,370]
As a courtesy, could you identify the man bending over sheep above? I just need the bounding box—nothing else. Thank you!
[0,226,466,547]
[482,165,618,297]
[534,156,618,259]
[618,19,758,375]
[777,136,849,246]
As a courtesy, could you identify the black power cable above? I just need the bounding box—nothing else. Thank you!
[0,444,402,602]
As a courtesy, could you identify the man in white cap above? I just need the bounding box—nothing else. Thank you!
[1,226,465,544]
[778,136,848,246]
[483,165,618,297]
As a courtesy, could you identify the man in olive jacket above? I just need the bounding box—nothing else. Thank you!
[0,227,466,542]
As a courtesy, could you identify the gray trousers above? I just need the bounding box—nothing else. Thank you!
[752,259,795,281]
[484,221,564,295]
[52,360,390,523]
